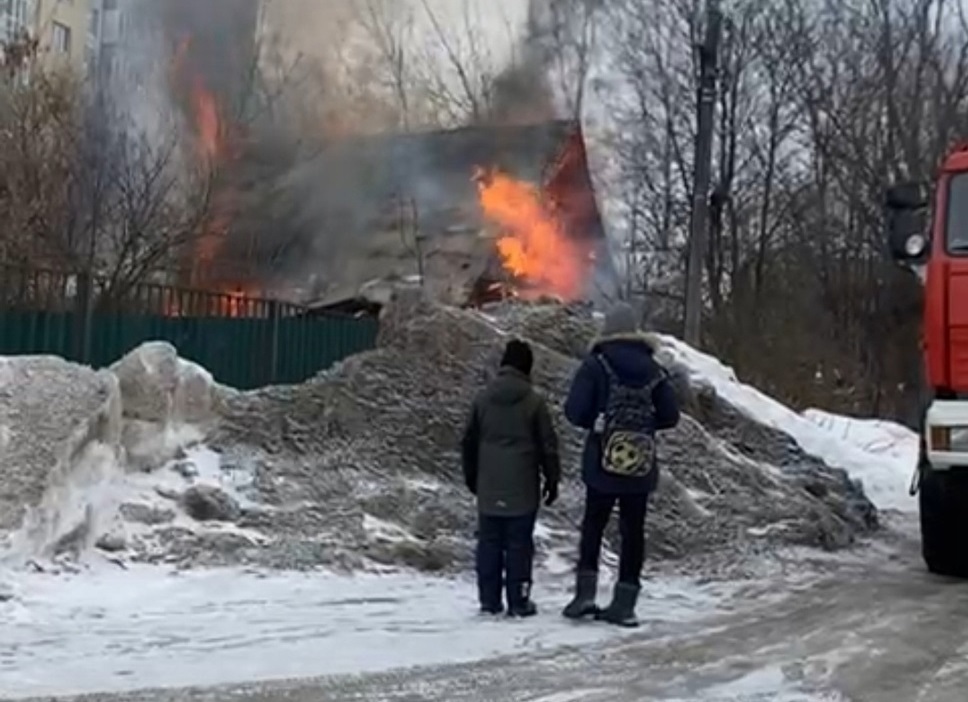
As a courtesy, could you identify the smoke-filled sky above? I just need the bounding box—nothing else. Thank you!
[265,0,528,57]
[262,0,531,91]
[108,0,572,296]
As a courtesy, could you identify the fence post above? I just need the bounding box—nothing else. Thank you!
[268,300,281,385]
[72,271,94,364]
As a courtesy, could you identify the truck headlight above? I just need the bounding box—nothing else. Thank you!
[931,426,968,452]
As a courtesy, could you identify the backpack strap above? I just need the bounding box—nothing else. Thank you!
[595,353,620,382]
[596,352,665,394]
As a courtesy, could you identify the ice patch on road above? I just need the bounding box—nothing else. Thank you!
[0,565,742,698]
[667,664,850,701]
[658,337,918,513]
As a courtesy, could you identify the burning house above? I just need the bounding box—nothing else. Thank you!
[93,4,617,314]
[283,119,619,311]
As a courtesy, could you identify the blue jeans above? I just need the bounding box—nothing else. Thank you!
[476,512,537,610]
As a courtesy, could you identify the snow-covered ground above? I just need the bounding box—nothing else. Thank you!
[0,564,744,698]
[0,331,925,700]
[659,336,919,514]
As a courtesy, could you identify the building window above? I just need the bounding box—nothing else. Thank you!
[0,0,29,44]
[52,21,71,53]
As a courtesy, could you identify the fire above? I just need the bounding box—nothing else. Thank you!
[191,76,221,162]
[474,167,586,300]
[161,286,262,318]
[190,103,226,281]
[164,34,263,318]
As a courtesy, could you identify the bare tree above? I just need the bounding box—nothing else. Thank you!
[593,0,968,418]
[604,0,697,324]
[0,57,82,266]
[413,0,507,125]
[0,48,215,296]
[353,0,417,130]
[85,104,216,299]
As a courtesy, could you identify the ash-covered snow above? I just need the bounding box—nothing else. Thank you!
[0,294,896,578]
[194,292,878,575]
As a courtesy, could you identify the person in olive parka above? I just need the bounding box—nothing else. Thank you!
[461,339,561,617]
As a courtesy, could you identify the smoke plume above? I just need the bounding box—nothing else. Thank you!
[485,0,559,126]
[101,0,581,299]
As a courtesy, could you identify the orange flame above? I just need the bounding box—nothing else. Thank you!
[160,286,262,318]
[169,36,263,313]
[474,167,586,300]
[186,70,229,286]
[191,76,221,162]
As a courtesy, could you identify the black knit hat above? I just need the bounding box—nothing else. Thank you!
[501,339,534,376]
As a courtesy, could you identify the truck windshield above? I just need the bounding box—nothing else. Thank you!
[948,172,968,253]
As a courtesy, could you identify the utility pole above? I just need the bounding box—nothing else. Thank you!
[683,0,722,347]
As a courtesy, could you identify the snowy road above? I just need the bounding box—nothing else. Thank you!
[7,517,968,702]
[0,562,749,699]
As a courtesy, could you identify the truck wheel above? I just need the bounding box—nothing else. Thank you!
[920,467,968,577]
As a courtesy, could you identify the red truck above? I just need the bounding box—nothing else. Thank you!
[886,146,968,576]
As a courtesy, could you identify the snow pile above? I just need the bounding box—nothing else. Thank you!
[88,444,269,564]
[658,338,918,514]
[0,355,121,559]
[0,342,225,564]
[110,342,222,472]
[197,292,876,574]
[0,295,888,577]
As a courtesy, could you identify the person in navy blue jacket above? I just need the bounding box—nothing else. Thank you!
[561,302,680,627]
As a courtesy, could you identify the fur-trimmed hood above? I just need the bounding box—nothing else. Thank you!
[586,331,664,386]
[588,331,661,353]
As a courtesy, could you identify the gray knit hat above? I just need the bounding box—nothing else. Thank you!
[601,302,638,336]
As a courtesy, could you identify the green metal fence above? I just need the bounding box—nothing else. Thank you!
[0,266,378,389]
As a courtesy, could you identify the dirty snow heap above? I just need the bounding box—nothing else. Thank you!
[0,292,877,575]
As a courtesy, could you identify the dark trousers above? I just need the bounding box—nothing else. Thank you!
[476,511,537,610]
[577,487,649,587]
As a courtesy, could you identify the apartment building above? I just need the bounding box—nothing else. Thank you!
[92,0,153,89]
[32,0,96,75]
[0,0,97,76]
[91,0,259,88]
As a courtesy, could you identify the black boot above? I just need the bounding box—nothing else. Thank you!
[562,571,599,619]
[595,582,640,628]
[507,580,538,618]
[508,599,538,618]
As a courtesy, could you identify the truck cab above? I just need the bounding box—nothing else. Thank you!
[886,146,968,576]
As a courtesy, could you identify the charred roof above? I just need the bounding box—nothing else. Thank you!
[286,119,607,243]
[224,119,619,306]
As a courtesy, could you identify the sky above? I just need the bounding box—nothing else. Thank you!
[261,0,528,74]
